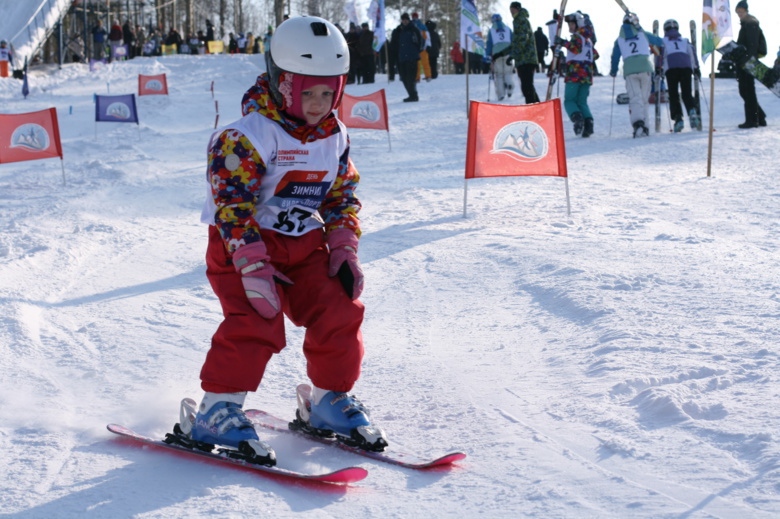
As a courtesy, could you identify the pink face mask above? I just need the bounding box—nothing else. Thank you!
[279,73,344,125]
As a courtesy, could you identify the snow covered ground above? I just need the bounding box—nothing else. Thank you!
[0,52,779,518]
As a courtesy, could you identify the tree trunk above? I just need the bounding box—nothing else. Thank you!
[185,0,193,37]
[219,0,226,39]
[274,0,285,27]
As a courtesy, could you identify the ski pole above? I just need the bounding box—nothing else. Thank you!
[487,70,492,101]
[609,75,616,137]
[663,78,673,131]
[698,74,710,115]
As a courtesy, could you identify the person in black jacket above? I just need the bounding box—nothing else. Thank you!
[397,13,423,102]
[358,23,375,84]
[123,20,136,58]
[388,24,401,81]
[426,20,441,79]
[534,27,548,72]
[734,1,766,128]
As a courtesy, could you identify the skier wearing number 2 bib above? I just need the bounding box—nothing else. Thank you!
[609,12,664,138]
[189,16,388,466]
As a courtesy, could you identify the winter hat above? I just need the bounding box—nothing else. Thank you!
[412,12,419,19]
[279,73,344,125]
[510,2,522,11]
[736,1,748,10]
[401,12,410,21]
[492,14,502,23]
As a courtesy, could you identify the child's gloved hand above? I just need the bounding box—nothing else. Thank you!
[327,229,364,300]
[233,241,293,319]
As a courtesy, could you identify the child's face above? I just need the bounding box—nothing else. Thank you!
[300,84,335,125]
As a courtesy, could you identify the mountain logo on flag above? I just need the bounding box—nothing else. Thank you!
[106,102,133,120]
[350,101,381,123]
[490,121,549,162]
[144,80,164,91]
[10,124,50,152]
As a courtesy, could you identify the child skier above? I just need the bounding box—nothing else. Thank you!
[174,16,388,466]
[556,11,598,137]
[661,19,700,132]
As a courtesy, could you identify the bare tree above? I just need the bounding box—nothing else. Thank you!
[234,0,244,33]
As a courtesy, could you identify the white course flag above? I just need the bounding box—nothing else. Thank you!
[367,0,386,52]
[702,0,733,62]
[344,1,359,29]
[460,0,480,53]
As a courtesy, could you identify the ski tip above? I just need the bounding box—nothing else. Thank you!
[320,466,369,484]
[425,452,467,468]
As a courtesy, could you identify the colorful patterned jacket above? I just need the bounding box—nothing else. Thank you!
[205,74,361,253]
[561,27,599,84]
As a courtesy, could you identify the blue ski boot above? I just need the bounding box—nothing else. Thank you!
[689,109,701,131]
[294,384,388,452]
[177,393,276,466]
[673,119,684,133]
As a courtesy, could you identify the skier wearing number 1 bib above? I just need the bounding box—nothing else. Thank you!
[661,19,701,132]
[610,12,664,138]
[186,16,388,466]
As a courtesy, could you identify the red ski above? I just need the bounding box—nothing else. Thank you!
[106,423,368,485]
[246,409,467,470]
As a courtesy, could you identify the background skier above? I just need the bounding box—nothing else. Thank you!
[509,2,540,104]
[661,19,700,132]
[556,11,598,138]
[610,12,664,138]
[486,13,514,101]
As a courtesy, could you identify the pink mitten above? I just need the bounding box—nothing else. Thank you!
[232,241,293,319]
[327,229,364,300]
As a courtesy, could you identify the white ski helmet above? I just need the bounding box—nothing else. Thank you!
[564,11,585,28]
[663,19,679,32]
[265,16,348,107]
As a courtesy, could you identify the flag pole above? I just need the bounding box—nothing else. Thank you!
[564,177,571,216]
[706,57,715,177]
[463,179,469,217]
[60,158,67,185]
[465,50,470,115]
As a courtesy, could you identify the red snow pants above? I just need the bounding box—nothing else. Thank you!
[200,225,365,393]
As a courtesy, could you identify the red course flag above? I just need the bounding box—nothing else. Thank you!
[465,99,567,179]
[138,73,169,96]
[0,108,63,165]
[338,90,389,131]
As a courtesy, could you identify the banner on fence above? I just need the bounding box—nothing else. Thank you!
[207,41,224,54]
[112,44,129,60]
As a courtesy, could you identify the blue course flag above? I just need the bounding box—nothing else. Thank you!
[95,94,139,124]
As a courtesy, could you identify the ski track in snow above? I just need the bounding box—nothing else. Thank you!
[0,51,779,518]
